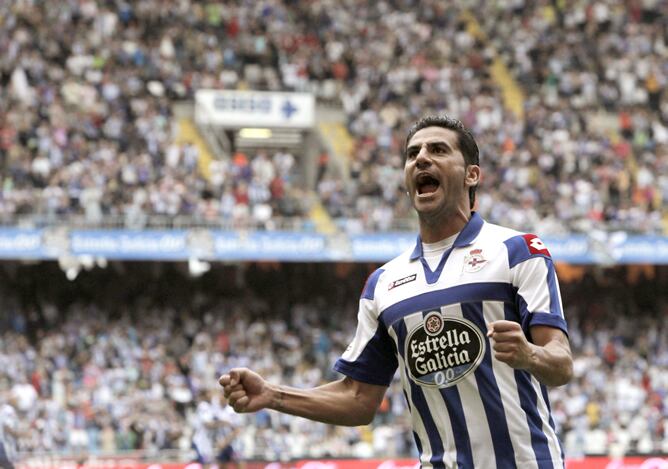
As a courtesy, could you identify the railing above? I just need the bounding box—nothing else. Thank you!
[0,213,317,232]
[0,211,661,236]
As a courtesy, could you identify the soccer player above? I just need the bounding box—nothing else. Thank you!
[220,115,573,468]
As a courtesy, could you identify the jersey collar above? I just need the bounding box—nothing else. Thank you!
[409,212,484,261]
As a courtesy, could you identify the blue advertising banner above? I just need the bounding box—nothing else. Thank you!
[349,233,416,262]
[610,235,668,264]
[0,228,666,264]
[0,229,45,259]
[212,231,329,261]
[543,235,596,264]
[69,230,189,260]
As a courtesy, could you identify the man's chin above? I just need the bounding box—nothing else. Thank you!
[415,204,446,221]
[413,194,442,212]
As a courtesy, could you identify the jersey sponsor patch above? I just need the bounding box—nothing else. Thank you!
[388,273,417,290]
[522,234,551,257]
[405,311,485,388]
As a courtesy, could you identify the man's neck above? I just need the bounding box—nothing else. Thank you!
[418,208,471,244]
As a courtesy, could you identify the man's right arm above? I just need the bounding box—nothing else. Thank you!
[219,368,387,426]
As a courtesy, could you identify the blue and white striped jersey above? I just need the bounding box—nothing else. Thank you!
[334,213,567,469]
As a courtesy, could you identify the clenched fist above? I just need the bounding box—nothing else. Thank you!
[487,320,535,370]
[219,368,273,413]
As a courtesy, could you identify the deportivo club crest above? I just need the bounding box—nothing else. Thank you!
[425,312,444,335]
[405,312,485,388]
[463,248,487,273]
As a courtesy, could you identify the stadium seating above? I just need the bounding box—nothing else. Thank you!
[0,1,665,234]
[0,0,667,465]
[1,263,668,460]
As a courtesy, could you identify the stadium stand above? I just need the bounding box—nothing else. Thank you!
[0,0,667,467]
[0,1,666,234]
[1,262,668,462]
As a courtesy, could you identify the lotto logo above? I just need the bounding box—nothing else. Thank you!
[523,234,551,256]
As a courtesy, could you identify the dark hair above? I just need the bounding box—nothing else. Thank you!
[405,115,480,209]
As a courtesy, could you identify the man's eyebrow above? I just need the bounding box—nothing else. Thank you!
[406,140,453,152]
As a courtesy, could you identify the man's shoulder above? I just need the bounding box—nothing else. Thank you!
[359,247,416,301]
[478,220,524,243]
[379,244,416,273]
[480,221,553,265]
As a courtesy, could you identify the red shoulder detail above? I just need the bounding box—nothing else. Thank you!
[522,234,551,257]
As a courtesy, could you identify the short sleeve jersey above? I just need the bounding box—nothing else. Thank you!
[334,213,567,469]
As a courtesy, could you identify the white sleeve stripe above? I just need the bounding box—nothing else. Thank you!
[512,257,564,319]
[340,298,378,361]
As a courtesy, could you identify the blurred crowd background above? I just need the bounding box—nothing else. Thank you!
[1,0,668,466]
[0,0,666,234]
[0,262,667,462]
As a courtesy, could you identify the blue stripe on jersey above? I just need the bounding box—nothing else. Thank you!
[504,303,554,468]
[381,282,516,328]
[361,268,385,300]
[413,431,423,457]
[544,258,563,318]
[394,319,447,468]
[517,293,568,338]
[541,384,565,465]
[439,386,474,468]
[461,303,517,468]
[529,312,568,336]
[516,294,533,336]
[505,235,550,269]
[333,314,398,386]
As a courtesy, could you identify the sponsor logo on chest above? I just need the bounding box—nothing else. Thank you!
[405,311,485,388]
[388,273,417,290]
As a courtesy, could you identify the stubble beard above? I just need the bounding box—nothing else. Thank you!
[417,204,458,228]
[415,193,470,232]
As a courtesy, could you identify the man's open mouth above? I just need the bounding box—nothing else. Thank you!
[416,173,440,195]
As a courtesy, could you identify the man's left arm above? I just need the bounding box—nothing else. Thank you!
[498,233,574,387]
[487,321,573,387]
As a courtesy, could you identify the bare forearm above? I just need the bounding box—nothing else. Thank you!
[266,378,380,426]
[526,340,573,386]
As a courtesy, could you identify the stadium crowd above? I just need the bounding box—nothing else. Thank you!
[1,262,667,462]
[0,0,307,230]
[0,0,667,234]
[473,0,668,234]
[314,0,668,234]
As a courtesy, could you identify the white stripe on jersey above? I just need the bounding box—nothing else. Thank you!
[483,301,540,469]
[512,257,562,317]
[388,322,435,469]
[341,298,377,362]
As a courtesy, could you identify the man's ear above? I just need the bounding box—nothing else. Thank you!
[465,165,481,188]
